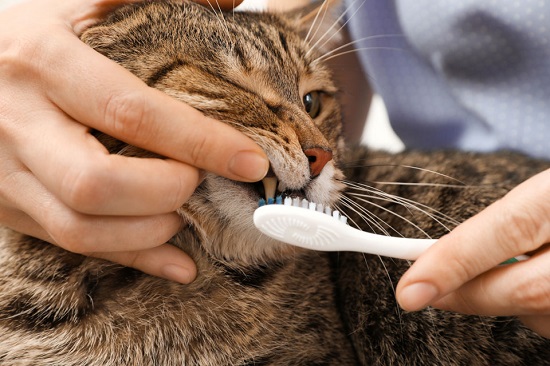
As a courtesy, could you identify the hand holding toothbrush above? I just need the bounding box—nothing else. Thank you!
[396,169,550,339]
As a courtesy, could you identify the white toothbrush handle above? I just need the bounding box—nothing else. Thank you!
[253,205,436,260]
[339,223,436,260]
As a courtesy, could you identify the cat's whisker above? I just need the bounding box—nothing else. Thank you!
[116,145,132,156]
[304,0,330,45]
[344,182,452,230]
[337,196,394,236]
[305,0,366,58]
[318,46,406,63]
[375,255,405,331]
[348,191,454,233]
[314,34,405,63]
[370,182,470,189]
[342,195,408,237]
[336,198,379,233]
[344,182,459,230]
[341,194,411,237]
[343,180,463,227]
[205,0,232,42]
[352,163,468,185]
[345,191,436,238]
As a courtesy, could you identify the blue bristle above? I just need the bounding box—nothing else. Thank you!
[275,195,283,204]
[258,198,266,207]
[267,197,275,205]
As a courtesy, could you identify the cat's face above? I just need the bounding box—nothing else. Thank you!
[83,1,345,264]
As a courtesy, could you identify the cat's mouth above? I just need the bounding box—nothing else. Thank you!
[252,169,307,204]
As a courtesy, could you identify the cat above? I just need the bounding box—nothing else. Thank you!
[0,1,549,365]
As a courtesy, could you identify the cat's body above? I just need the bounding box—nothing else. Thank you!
[0,1,549,365]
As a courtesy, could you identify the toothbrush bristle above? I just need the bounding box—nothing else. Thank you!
[258,196,349,224]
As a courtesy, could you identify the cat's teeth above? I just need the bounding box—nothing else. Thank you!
[262,176,278,201]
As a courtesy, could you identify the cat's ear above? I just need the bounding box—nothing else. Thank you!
[289,0,345,55]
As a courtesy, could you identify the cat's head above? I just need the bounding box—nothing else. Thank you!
[82,0,346,264]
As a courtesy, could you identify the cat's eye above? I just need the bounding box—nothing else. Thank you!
[303,91,322,119]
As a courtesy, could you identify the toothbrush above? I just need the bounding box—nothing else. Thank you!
[253,197,529,263]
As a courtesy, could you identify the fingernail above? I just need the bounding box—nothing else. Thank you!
[162,264,193,284]
[229,151,269,181]
[398,282,439,311]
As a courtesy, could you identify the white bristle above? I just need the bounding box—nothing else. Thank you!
[268,196,349,226]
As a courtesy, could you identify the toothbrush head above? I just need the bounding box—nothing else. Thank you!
[253,197,349,250]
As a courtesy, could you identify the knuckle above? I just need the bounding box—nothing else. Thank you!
[60,159,112,213]
[0,32,54,83]
[0,206,17,229]
[447,253,479,287]
[102,90,153,143]
[46,215,91,254]
[494,199,542,255]
[188,133,210,167]
[435,233,480,286]
[512,273,550,314]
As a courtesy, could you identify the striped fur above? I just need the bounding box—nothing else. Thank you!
[0,1,549,365]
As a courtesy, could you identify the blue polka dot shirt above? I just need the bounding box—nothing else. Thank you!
[345,0,550,159]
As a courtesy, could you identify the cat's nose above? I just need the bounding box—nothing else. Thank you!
[304,147,333,178]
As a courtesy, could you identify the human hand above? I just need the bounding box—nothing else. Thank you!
[0,0,266,284]
[396,169,550,338]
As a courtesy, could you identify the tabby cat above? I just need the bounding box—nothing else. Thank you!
[0,1,549,365]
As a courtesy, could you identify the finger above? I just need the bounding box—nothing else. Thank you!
[396,170,550,311]
[90,243,197,284]
[0,197,196,285]
[430,246,550,316]
[43,34,268,182]
[17,109,202,216]
[519,315,550,339]
[0,205,54,243]
[3,167,182,253]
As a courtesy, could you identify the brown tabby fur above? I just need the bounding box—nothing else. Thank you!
[1,1,549,365]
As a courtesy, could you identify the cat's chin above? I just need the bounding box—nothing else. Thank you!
[178,209,300,265]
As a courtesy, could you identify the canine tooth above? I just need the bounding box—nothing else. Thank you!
[262,176,278,201]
